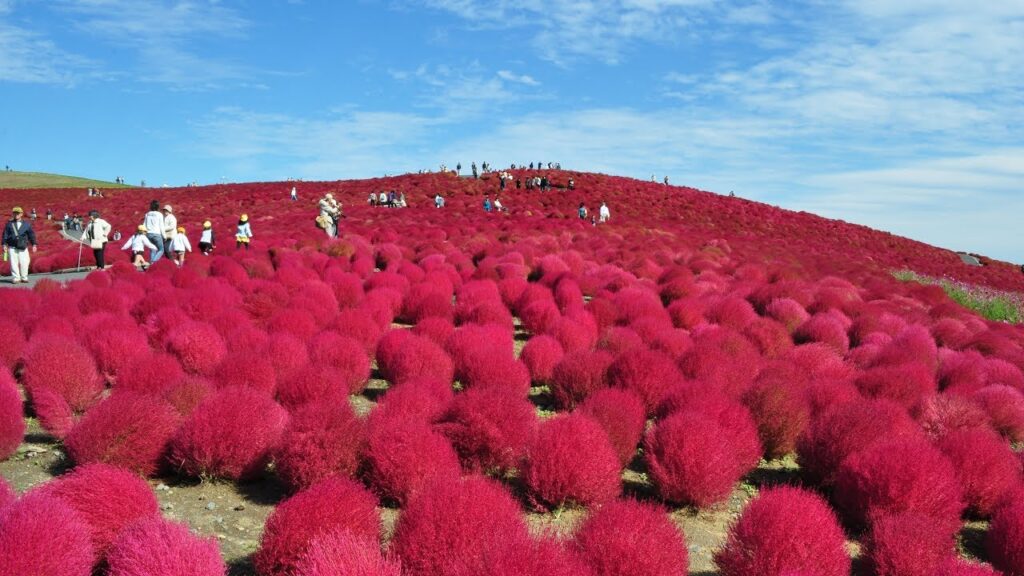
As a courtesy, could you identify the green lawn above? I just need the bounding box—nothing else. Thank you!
[0,171,131,189]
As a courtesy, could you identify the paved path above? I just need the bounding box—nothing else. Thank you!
[1,226,98,288]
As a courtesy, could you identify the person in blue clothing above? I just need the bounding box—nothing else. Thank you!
[578,202,588,220]
[3,206,39,283]
[483,195,492,212]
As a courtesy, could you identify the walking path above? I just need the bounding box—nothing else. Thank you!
[2,227,97,288]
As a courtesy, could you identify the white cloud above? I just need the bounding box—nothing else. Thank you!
[0,20,98,84]
[497,70,539,86]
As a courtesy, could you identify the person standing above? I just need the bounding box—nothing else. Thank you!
[434,193,445,208]
[578,202,588,220]
[170,227,192,267]
[2,207,38,283]
[199,220,215,255]
[483,195,492,212]
[318,193,340,237]
[122,225,156,269]
[236,214,252,249]
[83,210,112,270]
[143,200,165,262]
[290,186,298,201]
[161,205,177,260]
[599,201,611,223]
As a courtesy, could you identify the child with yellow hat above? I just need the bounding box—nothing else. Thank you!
[199,220,215,255]
[122,225,157,270]
[170,225,192,267]
[236,214,252,250]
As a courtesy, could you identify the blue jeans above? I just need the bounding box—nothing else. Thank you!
[146,233,164,262]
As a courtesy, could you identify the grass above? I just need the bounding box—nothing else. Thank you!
[0,170,130,190]
[892,269,1024,323]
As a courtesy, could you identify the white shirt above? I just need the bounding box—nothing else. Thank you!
[291,187,297,197]
[200,229,213,243]
[599,204,610,220]
[171,234,192,252]
[143,211,163,234]
[163,213,177,238]
[123,234,156,252]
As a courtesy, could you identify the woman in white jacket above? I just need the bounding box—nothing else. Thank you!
[123,225,157,269]
[170,226,192,267]
[161,205,177,261]
[83,210,112,269]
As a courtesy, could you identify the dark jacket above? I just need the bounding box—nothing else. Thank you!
[3,219,37,249]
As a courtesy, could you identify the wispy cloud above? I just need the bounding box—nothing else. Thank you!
[496,70,539,86]
[0,3,99,84]
[388,63,545,118]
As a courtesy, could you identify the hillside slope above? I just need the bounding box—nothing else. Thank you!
[0,170,128,190]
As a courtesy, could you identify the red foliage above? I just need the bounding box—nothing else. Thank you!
[644,410,747,507]
[369,378,453,425]
[64,392,180,476]
[0,369,25,461]
[106,517,227,576]
[867,512,955,576]
[606,348,682,415]
[0,476,13,510]
[261,333,311,380]
[293,528,401,576]
[551,349,614,409]
[0,491,95,576]
[855,361,937,408]
[573,499,687,576]
[577,388,645,466]
[656,383,763,470]
[460,354,532,396]
[988,498,1024,576]
[411,315,456,345]
[273,402,365,493]
[914,393,991,440]
[521,334,565,385]
[793,312,850,355]
[21,335,103,438]
[834,437,964,535]
[0,319,26,369]
[975,384,1024,442]
[742,375,810,458]
[162,375,214,416]
[935,559,1003,576]
[764,297,810,332]
[213,350,277,395]
[376,330,454,387]
[714,486,850,576]
[938,429,1021,518]
[165,321,227,376]
[254,476,380,576]
[39,463,159,556]
[169,387,288,480]
[678,326,761,398]
[115,353,184,395]
[522,413,621,509]
[331,307,384,354]
[435,387,536,472]
[307,332,371,394]
[362,419,461,505]
[391,475,530,576]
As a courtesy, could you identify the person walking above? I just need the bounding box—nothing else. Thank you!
[318,193,340,237]
[122,225,157,270]
[83,210,112,270]
[483,195,492,212]
[434,193,445,208]
[235,214,252,249]
[199,220,215,255]
[170,227,192,267]
[290,186,298,201]
[578,202,588,220]
[161,205,177,261]
[599,201,611,223]
[2,207,38,283]
[143,200,165,262]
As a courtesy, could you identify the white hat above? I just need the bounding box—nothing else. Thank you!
[163,205,173,213]
[325,193,333,200]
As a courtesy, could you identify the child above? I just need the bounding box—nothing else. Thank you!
[236,214,252,249]
[199,220,215,255]
[122,225,157,270]
[170,226,192,267]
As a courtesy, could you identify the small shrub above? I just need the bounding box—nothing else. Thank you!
[0,475,15,510]
[368,378,453,425]
[213,351,277,395]
[866,512,956,576]
[275,366,347,411]
[914,393,991,441]
[165,321,227,376]
[551,349,614,409]
[793,313,850,355]
[294,528,401,576]
[938,428,1021,518]
[714,486,850,576]
[520,334,565,384]
[987,498,1024,576]
[856,361,937,408]
[106,517,226,576]
[274,402,364,493]
[0,491,95,575]
[308,332,372,394]
[376,330,454,387]
[115,353,184,395]
[522,413,621,509]
[0,369,25,461]
[742,376,809,458]
[21,335,103,437]
[974,384,1024,442]
[435,387,536,472]
[606,348,682,416]
[574,499,688,576]
[935,559,1002,576]
[362,419,461,505]
[577,388,645,466]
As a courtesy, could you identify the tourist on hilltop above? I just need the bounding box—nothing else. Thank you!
[388,190,398,207]
[456,163,462,175]
[483,195,492,213]
[143,200,165,262]
[599,201,611,223]
[3,206,38,284]
[368,191,377,206]
[472,162,478,178]
[318,193,341,238]
[235,214,252,250]
[170,226,192,267]
[435,193,445,208]
[199,221,215,255]
[379,191,388,207]
[161,205,177,261]
[122,225,156,270]
[578,203,588,220]
[82,210,112,270]
[290,186,298,201]
[540,176,549,191]
[568,178,575,190]
[529,163,534,170]
[664,176,669,185]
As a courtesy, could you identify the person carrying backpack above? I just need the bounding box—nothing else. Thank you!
[83,210,112,270]
[2,206,38,283]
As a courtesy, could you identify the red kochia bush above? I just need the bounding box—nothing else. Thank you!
[856,361,937,408]
[520,334,565,384]
[116,353,184,395]
[914,393,991,440]
[254,476,380,576]
[974,384,1024,442]
[391,475,530,576]
[275,366,347,411]
[294,528,402,576]
[0,491,95,576]
[988,498,1024,576]
[369,378,453,425]
[165,321,227,376]
[40,463,160,556]
[362,419,461,505]
[793,312,850,355]
[606,348,681,415]
[376,330,454,387]
[308,332,371,394]
[573,499,688,576]
[938,429,1021,518]
[656,383,763,471]
[522,413,621,509]
[715,486,850,576]
[866,512,956,576]
[273,402,365,493]
[644,410,747,507]
[834,437,964,535]
[0,476,14,510]
[0,319,26,368]
[460,354,532,397]
[436,387,535,472]
[64,392,180,476]
[213,351,277,395]
[170,387,288,480]
[551,349,614,409]
[677,327,761,398]
[106,517,227,576]
[21,335,103,437]
[0,369,25,461]
[742,376,809,458]
[935,559,1003,576]
[577,388,645,466]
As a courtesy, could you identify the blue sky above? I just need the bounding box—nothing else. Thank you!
[1,0,1022,260]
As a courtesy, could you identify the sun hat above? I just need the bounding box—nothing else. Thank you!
[177,226,185,233]
[325,193,333,200]
[12,206,23,214]
[163,205,173,213]
[240,214,249,222]
[137,225,146,232]
[203,220,212,228]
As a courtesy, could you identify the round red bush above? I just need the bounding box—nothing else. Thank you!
[551,349,614,409]
[308,332,371,394]
[938,428,1021,518]
[369,378,453,425]
[914,393,991,441]
[391,475,530,576]
[577,388,645,466]
[162,375,214,416]
[0,369,25,461]
[115,353,184,395]
[261,333,310,380]
[866,512,956,576]
[169,386,288,480]
[714,486,850,576]
[21,335,103,438]
[331,307,383,355]
[987,498,1024,576]
[0,491,95,576]
[274,402,365,492]
[678,327,761,398]
[742,376,809,458]
[834,437,964,535]
[294,528,401,576]
[793,312,850,355]
[362,419,461,505]
[254,476,380,576]
[40,463,159,556]
[0,319,26,369]
[606,348,682,416]
[213,351,277,395]
[106,516,226,576]
[656,383,763,471]
[522,413,621,509]
[64,392,180,476]
[165,321,227,376]
[644,410,747,507]
[520,334,565,385]
[856,361,937,408]
[275,366,347,411]
[436,387,536,472]
[573,499,687,576]
[974,384,1024,442]
[376,330,454,387]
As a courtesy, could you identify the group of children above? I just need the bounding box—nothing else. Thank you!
[122,213,251,270]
